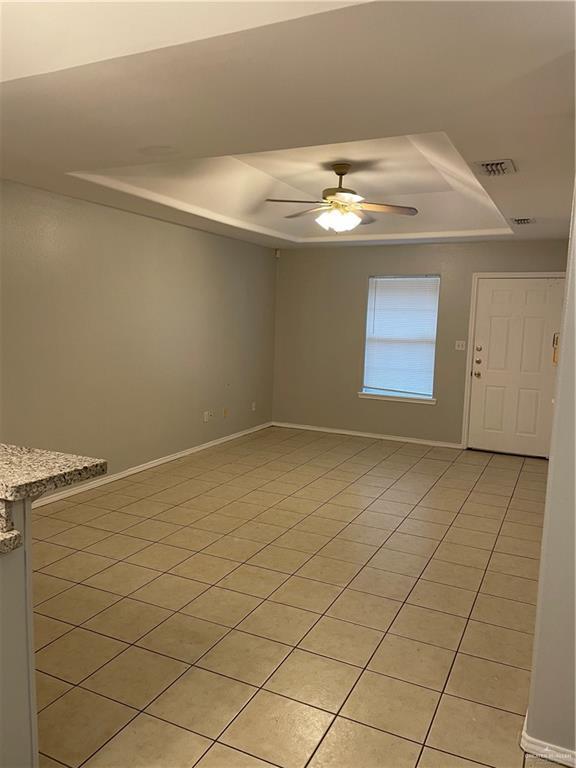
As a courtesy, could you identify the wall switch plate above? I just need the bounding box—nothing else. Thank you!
[251,402,257,412]
[455,340,466,351]
[203,411,210,423]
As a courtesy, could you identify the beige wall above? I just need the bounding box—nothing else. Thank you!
[273,240,568,444]
[0,181,276,473]
[524,207,574,760]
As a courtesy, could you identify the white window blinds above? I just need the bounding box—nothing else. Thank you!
[363,276,440,398]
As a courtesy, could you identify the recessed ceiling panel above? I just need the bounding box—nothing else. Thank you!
[72,131,512,244]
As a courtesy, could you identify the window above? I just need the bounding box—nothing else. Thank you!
[361,276,440,402]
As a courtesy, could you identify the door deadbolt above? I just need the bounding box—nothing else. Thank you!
[475,345,483,352]
[474,371,481,378]
[475,358,482,364]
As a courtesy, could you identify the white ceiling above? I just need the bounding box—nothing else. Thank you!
[0,1,355,81]
[0,1,573,247]
[73,132,513,243]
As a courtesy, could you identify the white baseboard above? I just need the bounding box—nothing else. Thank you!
[34,422,274,508]
[271,421,465,449]
[522,717,576,767]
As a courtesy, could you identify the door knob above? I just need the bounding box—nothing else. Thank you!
[474,371,481,378]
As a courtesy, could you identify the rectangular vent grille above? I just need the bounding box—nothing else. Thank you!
[474,159,517,176]
[512,217,535,225]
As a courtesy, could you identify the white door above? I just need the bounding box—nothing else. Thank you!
[468,276,564,457]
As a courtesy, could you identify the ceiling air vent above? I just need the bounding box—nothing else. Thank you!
[512,217,535,225]
[474,159,517,176]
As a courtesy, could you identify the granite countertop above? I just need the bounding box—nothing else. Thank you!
[0,443,107,502]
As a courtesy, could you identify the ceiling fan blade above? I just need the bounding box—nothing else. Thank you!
[360,213,378,225]
[266,198,324,204]
[361,202,418,216]
[285,206,328,219]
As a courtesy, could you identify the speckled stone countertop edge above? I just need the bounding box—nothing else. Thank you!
[0,444,107,502]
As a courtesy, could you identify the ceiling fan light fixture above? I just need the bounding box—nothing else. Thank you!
[316,208,362,233]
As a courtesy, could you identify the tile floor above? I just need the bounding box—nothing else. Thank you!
[31,427,548,768]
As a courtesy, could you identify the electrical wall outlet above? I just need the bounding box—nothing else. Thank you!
[251,402,257,412]
[222,407,229,418]
[455,340,466,351]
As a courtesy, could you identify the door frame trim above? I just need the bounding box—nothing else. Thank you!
[461,271,566,449]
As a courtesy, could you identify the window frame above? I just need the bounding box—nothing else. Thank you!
[358,274,440,405]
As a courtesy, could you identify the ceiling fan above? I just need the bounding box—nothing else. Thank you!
[266,162,418,233]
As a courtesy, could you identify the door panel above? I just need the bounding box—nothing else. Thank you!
[468,276,564,456]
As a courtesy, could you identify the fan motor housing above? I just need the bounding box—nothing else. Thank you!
[322,186,357,199]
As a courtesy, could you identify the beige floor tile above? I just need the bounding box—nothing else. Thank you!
[83,597,172,641]
[353,510,402,531]
[433,542,491,569]
[390,604,466,650]
[460,620,533,669]
[327,589,400,631]
[34,614,74,650]
[247,544,311,573]
[426,694,524,767]
[39,753,68,768]
[122,518,182,541]
[397,519,450,541]
[85,533,149,559]
[384,532,438,557]
[35,584,120,624]
[299,616,383,666]
[409,506,456,525]
[257,508,308,528]
[472,594,536,634]
[367,498,414,516]
[219,500,268,520]
[337,523,390,546]
[443,528,497,550]
[194,743,271,768]
[408,580,476,618]
[238,600,318,645]
[125,542,191,571]
[349,566,416,601]
[319,539,378,564]
[193,514,244,535]
[154,506,212,525]
[160,527,222,551]
[446,653,530,714]
[83,712,211,768]
[495,536,541,559]
[48,525,114,550]
[452,514,500,533]
[314,504,360,523]
[197,629,290,685]
[369,634,454,691]
[500,521,542,541]
[147,666,256,737]
[36,671,72,711]
[38,688,135,768]
[370,547,430,577]
[273,529,331,553]
[296,516,347,537]
[32,574,75,607]
[418,747,491,767]
[32,542,76,570]
[171,552,239,584]
[201,536,265,562]
[342,670,439,742]
[82,645,187,708]
[269,576,342,613]
[488,552,540,580]
[137,613,227,663]
[40,551,116,582]
[84,562,159,596]
[296,555,361,586]
[218,564,288,597]
[118,499,173,518]
[481,571,538,604]
[130,573,207,609]
[309,717,420,768]
[33,517,76,540]
[181,586,261,626]
[221,689,333,768]
[234,520,287,543]
[421,559,484,591]
[36,627,127,683]
[265,649,361,712]
[86,511,140,533]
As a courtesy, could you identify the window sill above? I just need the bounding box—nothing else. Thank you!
[358,390,437,405]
